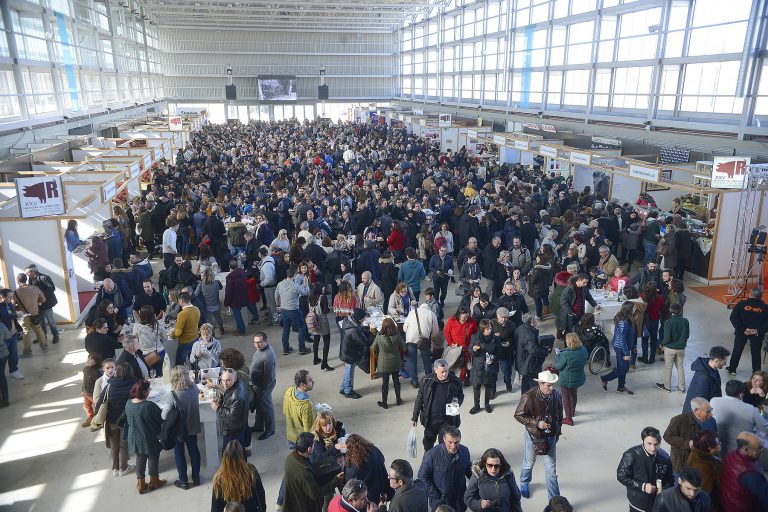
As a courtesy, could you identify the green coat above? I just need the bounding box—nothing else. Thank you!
[553,346,589,389]
[662,315,689,350]
[372,333,406,374]
[283,451,341,512]
[125,399,163,456]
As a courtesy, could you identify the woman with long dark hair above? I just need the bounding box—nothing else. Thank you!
[464,448,523,512]
[308,282,333,370]
[211,440,266,512]
[132,304,168,376]
[639,282,664,364]
[600,301,637,395]
[65,219,86,252]
[343,434,392,503]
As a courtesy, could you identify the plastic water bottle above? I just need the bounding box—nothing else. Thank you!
[162,354,171,385]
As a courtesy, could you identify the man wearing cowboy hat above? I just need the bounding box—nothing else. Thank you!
[514,369,564,501]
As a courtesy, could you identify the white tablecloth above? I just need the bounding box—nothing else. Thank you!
[585,299,624,338]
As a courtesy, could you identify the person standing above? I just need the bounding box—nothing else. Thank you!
[162,219,179,270]
[721,432,768,512]
[398,248,427,301]
[656,304,689,393]
[211,440,267,512]
[0,289,23,380]
[685,430,723,510]
[249,332,277,440]
[553,333,588,426]
[283,370,316,448]
[514,370,564,501]
[339,308,371,399]
[683,346,731,413]
[600,302,637,395]
[515,313,547,395]
[383,459,428,512]
[411,359,464,453]
[258,246,279,325]
[652,466,711,512]
[558,274,597,334]
[161,365,201,490]
[418,426,472,512]
[372,317,406,409]
[711,380,768,454]
[283,431,344,512]
[172,292,201,365]
[468,319,499,415]
[212,367,249,451]
[428,246,453,307]
[25,264,59,345]
[124,380,166,494]
[491,307,517,394]
[275,267,312,356]
[616,426,674,512]
[463,448,523,512]
[642,212,661,265]
[403,302,439,389]
[356,271,384,311]
[224,260,249,337]
[663,397,716,475]
[726,289,768,376]
[14,273,47,356]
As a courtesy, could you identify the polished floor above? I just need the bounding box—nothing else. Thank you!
[0,278,757,512]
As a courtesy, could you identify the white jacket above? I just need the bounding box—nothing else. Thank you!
[403,304,439,346]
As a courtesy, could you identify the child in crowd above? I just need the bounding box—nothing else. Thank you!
[81,352,103,428]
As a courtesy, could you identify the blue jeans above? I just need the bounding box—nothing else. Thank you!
[642,240,657,265]
[230,246,245,256]
[500,358,514,387]
[231,307,245,335]
[40,308,59,337]
[406,344,432,386]
[247,303,260,322]
[641,319,660,361]
[520,431,559,500]
[174,435,201,485]
[254,380,276,435]
[176,342,193,366]
[602,348,629,389]
[280,308,307,352]
[341,362,355,394]
[5,333,19,373]
[533,297,549,317]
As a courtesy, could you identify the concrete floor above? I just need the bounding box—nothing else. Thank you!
[0,278,756,512]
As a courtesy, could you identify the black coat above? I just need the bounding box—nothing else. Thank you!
[84,331,123,360]
[95,376,135,424]
[527,264,553,300]
[458,214,480,247]
[411,373,464,428]
[345,446,393,502]
[117,349,148,381]
[210,465,267,512]
[339,318,371,364]
[464,468,523,512]
[379,262,399,302]
[217,382,248,435]
[470,332,500,387]
[515,324,547,377]
[617,444,674,512]
[496,294,528,328]
[387,479,429,512]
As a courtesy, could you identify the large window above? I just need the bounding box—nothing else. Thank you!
[22,68,57,115]
[0,69,22,119]
[12,11,49,62]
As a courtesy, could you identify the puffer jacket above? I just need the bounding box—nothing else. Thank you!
[515,324,547,377]
[470,331,500,387]
[339,317,371,364]
[553,346,588,389]
[95,376,136,424]
[682,357,722,413]
[464,463,523,512]
[612,319,636,354]
[617,444,674,512]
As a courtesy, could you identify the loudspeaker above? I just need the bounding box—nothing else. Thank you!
[225,85,237,100]
[318,85,329,100]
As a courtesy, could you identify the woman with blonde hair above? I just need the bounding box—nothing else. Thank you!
[387,282,416,317]
[309,410,347,508]
[189,323,222,370]
[553,333,589,426]
[195,267,225,336]
[211,440,266,512]
[161,365,201,489]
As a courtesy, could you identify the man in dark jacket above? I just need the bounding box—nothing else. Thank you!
[339,308,372,399]
[726,289,768,375]
[283,431,343,512]
[355,240,382,284]
[663,398,717,474]
[212,367,248,452]
[25,264,59,344]
[458,207,480,248]
[418,426,471,512]
[482,237,501,296]
[652,466,712,512]
[617,426,674,512]
[519,216,539,255]
[497,282,529,328]
[384,459,428,512]
[515,314,547,395]
[682,346,730,413]
[630,261,662,292]
[411,359,464,452]
[514,370,564,501]
[116,335,149,381]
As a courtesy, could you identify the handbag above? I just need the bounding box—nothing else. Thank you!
[414,309,431,351]
[91,384,110,428]
[143,324,162,367]
[14,291,41,325]
[311,455,342,484]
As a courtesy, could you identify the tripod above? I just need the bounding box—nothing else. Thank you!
[727,244,766,308]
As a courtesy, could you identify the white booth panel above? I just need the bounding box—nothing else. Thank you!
[712,191,742,279]
[573,165,593,193]
[500,147,520,164]
[440,128,458,153]
[611,174,642,205]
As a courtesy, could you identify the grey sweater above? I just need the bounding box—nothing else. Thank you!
[249,344,277,388]
[274,277,308,311]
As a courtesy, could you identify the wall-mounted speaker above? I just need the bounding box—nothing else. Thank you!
[318,85,329,100]
[225,85,237,100]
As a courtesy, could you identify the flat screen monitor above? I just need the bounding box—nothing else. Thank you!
[257,76,297,101]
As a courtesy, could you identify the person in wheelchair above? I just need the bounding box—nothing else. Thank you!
[575,313,611,369]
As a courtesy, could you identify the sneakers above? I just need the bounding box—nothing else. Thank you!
[283,347,295,356]
[112,469,119,478]
[344,391,362,399]
[41,346,49,353]
[520,483,530,499]
[617,388,635,395]
[9,370,24,380]
[726,369,737,376]
[656,383,671,392]
[297,347,312,355]
[119,464,135,477]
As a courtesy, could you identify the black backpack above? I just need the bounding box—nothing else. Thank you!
[159,391,186,450]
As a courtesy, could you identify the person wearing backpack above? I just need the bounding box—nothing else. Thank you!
[307,283,333,371]
[161,365,201,490]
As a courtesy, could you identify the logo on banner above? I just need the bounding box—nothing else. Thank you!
[169,116,183,131]
[712,156,751,189]
[438,113,452,127]
[15,176,66,218]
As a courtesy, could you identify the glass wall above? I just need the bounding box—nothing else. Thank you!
[0,0,163,124]
[399,0,767,130]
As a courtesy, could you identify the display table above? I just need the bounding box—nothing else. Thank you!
[147,380,220,467]
[585,291,624,338]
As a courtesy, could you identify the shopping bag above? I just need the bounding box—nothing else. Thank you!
[407,426,418,458]
[443,344,462,370]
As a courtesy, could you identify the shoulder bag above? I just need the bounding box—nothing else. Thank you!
[414,309,431,351]
[14,291,41,325]
[91,384,110,429]
[143,324,162,368]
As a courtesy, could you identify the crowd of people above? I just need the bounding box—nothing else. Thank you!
[3,117,768,511]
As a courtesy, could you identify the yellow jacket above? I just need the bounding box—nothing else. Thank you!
[173,305,201,344]
[283,386,316,443]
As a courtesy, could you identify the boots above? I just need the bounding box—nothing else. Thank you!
[377,386,388,409]
[147,475,167,491]
[394,383,403,406]
[137,478,147,495]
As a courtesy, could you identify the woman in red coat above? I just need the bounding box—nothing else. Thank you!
[387,222,406,262]
[444,307,478,383]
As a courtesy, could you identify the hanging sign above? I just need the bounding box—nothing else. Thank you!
[711,156,752,189]
[629,164,660,183]
[514,140,529,151]
[493,135,506,145]
[539,145,558,158]
[15,176,66,218]
[570,151,591,165]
